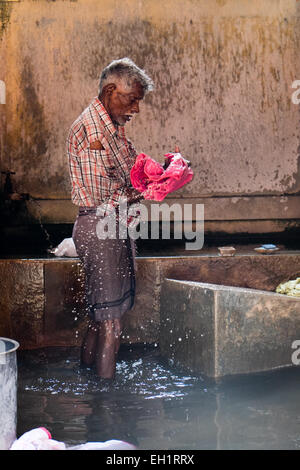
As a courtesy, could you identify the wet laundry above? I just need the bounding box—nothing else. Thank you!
[10,427,136,450]
[130,152,193,201]
[276,278,300,297]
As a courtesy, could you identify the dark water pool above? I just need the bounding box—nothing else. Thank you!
[16,346,300,450]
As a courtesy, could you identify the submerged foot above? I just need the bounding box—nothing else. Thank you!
[94,375,115,388]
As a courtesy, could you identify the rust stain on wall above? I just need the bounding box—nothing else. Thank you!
[0,2,12,40]
[5,59,50,194]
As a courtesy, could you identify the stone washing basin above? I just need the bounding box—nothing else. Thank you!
[0,251,299,377]
[160,279,300,378]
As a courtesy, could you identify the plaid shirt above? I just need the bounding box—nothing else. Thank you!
[67,97,142,220]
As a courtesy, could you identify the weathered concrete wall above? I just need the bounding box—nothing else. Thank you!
[160,278,300,377]
[0,0,300,232]
[0,253,299,349]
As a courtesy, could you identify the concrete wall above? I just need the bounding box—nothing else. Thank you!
[0,0,300,234]
[1,253,299,349]
[160,278,300,377]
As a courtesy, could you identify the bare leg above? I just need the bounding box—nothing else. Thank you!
[113,318,123,356]
[81,320,99,367]
[95,318,123,379]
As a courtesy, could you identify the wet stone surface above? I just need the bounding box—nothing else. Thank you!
[0,253,299,351]
[160,279,300,377]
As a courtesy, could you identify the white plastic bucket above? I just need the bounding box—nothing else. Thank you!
[0,337,20,450]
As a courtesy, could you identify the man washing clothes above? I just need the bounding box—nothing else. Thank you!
[67,58,155,379]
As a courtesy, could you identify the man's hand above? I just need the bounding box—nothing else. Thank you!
[163,146,180,170]
[164,145,191,169]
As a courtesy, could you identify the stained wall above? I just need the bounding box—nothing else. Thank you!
[0,0,300,235]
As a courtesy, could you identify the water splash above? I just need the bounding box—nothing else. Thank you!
[19,347,201,400]
[28,196,53,250]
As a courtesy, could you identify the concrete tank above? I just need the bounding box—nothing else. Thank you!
[0,337,19,450]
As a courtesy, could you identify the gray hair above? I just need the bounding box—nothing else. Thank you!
[99,57,154,95]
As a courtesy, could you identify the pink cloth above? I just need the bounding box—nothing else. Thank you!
[130,152,193,201]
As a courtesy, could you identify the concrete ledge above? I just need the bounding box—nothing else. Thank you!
[0,253,299,361]
[25,196,300,224]
[160,279,300,378]
[0,258,161,349]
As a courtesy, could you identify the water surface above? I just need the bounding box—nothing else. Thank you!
[17,346,300,450]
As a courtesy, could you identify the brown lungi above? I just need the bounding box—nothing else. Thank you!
[72,207,136,322]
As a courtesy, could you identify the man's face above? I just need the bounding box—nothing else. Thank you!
[105,80,145,126]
